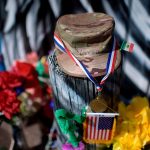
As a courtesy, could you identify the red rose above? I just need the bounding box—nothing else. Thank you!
[0,71,22,90]
[0,89,20,119]
[12,61,39,88]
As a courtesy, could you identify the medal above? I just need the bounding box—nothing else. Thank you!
[89,94,107,113]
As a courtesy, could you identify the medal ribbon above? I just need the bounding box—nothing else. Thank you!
[54,33,117,92]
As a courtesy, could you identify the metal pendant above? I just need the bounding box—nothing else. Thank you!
[89,95,107,113]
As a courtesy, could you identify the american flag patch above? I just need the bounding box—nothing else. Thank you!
[83,113,117,144]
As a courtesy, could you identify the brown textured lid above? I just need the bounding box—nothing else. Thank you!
[56,13,114,57]
[56,48,121,77]
[55,13,121,77]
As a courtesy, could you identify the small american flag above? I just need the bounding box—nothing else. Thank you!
[83,113,117,144]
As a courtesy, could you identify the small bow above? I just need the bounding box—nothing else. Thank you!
[55,109,86,147]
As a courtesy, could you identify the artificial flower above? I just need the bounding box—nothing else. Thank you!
[0,71,22,90]
[62,142,85,150]
[40,56,49,74]
[26,51,39,67]
[113,96,150,150]
[36,57,49,77]
[113,132,142,150]
[26,84,43,99]
[0,89,20,119]
[18,91,44,117]
[12,61,39,88]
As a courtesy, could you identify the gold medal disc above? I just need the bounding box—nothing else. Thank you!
[89,96,107,112]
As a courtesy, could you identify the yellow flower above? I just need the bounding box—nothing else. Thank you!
[121,97,148,121]
[137,109,149,125]
[113,132,142,150]
[139,123,150,146]
[113,96,150,150]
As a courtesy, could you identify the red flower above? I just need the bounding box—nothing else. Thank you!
[26,51,39,67]
[46,86,52,95]
[12,61,39,88]
[0,71,22,90]
[0,89,20,119]
[42,104,54,121]
[26,85,43,99]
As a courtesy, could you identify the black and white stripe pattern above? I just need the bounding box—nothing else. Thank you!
[0,0,149,97]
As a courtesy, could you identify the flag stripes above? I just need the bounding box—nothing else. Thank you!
[83,114,116,144]
[121,41,134,52]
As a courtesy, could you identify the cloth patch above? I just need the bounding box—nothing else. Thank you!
[120,41,134,52]
[83,113,116,144]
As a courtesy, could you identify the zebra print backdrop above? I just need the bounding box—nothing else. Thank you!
[0,0,150,99]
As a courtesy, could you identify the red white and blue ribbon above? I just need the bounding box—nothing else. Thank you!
[54,33,117,92]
